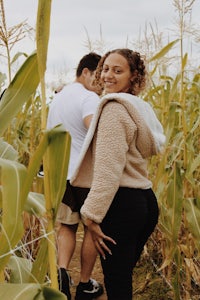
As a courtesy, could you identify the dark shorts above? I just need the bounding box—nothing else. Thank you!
[56,181,90,225]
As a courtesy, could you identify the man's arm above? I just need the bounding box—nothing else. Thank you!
[83,114,93,129]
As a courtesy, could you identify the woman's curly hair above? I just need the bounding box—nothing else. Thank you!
[94,48,147,96]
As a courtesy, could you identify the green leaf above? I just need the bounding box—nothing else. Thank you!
[0,52,39,136]
[25,192,46,216]
[36,0,52,77]
[11,52,29,65]
[29,238,49,284]
[0,283,42,300]
[185,153,200,183]
[22,131,49,201]
[182,53,188,70]
[7,256,32,283]
[27,126,70,284]
[46,125,71,214]
[22,125,70,210]
[149,39,179,62]
[0,138,18,161]
[43,286,67,299]
[0,159,27,270]
[0,283,66,300]
[184,198,200,251]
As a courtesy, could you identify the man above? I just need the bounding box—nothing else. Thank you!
[47,52,103,300]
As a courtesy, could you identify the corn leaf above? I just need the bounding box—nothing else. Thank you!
[22,125,70,215]
[25,192,46,216]
[184,198,200,251]
[182,53,188,70]
[29,126,70,284]
[7,256,32,283]
[36,0,52,129]
[36,0,52,77]
[0,159,27,270]
[46,125,71,215]
[149,39,179,62]
[0,283,66,300]
[0,139,19,208]
[43,286,67,299]
[0,138,18,160]
[29,238,49,284]
[185,153,200,183]
[0,52,39,136]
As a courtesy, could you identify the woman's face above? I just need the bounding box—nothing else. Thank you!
[100,53,133,94]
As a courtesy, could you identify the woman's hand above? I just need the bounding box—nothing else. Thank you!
[87,222,116,259]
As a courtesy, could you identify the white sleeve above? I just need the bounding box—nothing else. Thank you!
[81,94,100,119]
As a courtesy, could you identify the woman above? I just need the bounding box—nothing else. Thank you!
[71,49,166,300]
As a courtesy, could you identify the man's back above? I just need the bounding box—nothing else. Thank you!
[47,82,100,178]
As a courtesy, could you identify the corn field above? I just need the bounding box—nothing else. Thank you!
[0,0,200,299]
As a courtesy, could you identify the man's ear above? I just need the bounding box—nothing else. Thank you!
[82,67,89,77]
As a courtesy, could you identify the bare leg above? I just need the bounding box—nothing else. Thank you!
[79,226,98,282]
[57,223,78,269]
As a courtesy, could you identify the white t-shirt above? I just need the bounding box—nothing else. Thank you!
[47,82,100,179]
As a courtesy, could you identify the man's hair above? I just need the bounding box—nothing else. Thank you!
[76,52,101,77]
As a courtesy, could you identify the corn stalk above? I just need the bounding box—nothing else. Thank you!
[35,0,61,291]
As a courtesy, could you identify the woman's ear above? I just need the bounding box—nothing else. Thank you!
[130,71,137,82]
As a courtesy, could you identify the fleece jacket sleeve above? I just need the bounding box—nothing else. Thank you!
[80,101,136,223]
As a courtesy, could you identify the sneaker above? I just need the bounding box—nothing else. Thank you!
[58,268,72,300]
[75,278,104,300]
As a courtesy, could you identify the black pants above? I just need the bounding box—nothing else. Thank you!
[100,187,159,300]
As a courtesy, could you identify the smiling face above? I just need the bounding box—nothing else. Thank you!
[100,53,133,94]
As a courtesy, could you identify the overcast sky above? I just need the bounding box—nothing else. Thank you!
[2,0,200,83]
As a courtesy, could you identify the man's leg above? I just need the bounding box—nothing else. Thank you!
[79,226,98,282]
[57,223,78,269]
[57,223,78,300]
[57,184,103,299]
[75,226,104,300]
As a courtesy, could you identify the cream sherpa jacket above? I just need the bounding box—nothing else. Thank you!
[71,93,166,224]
